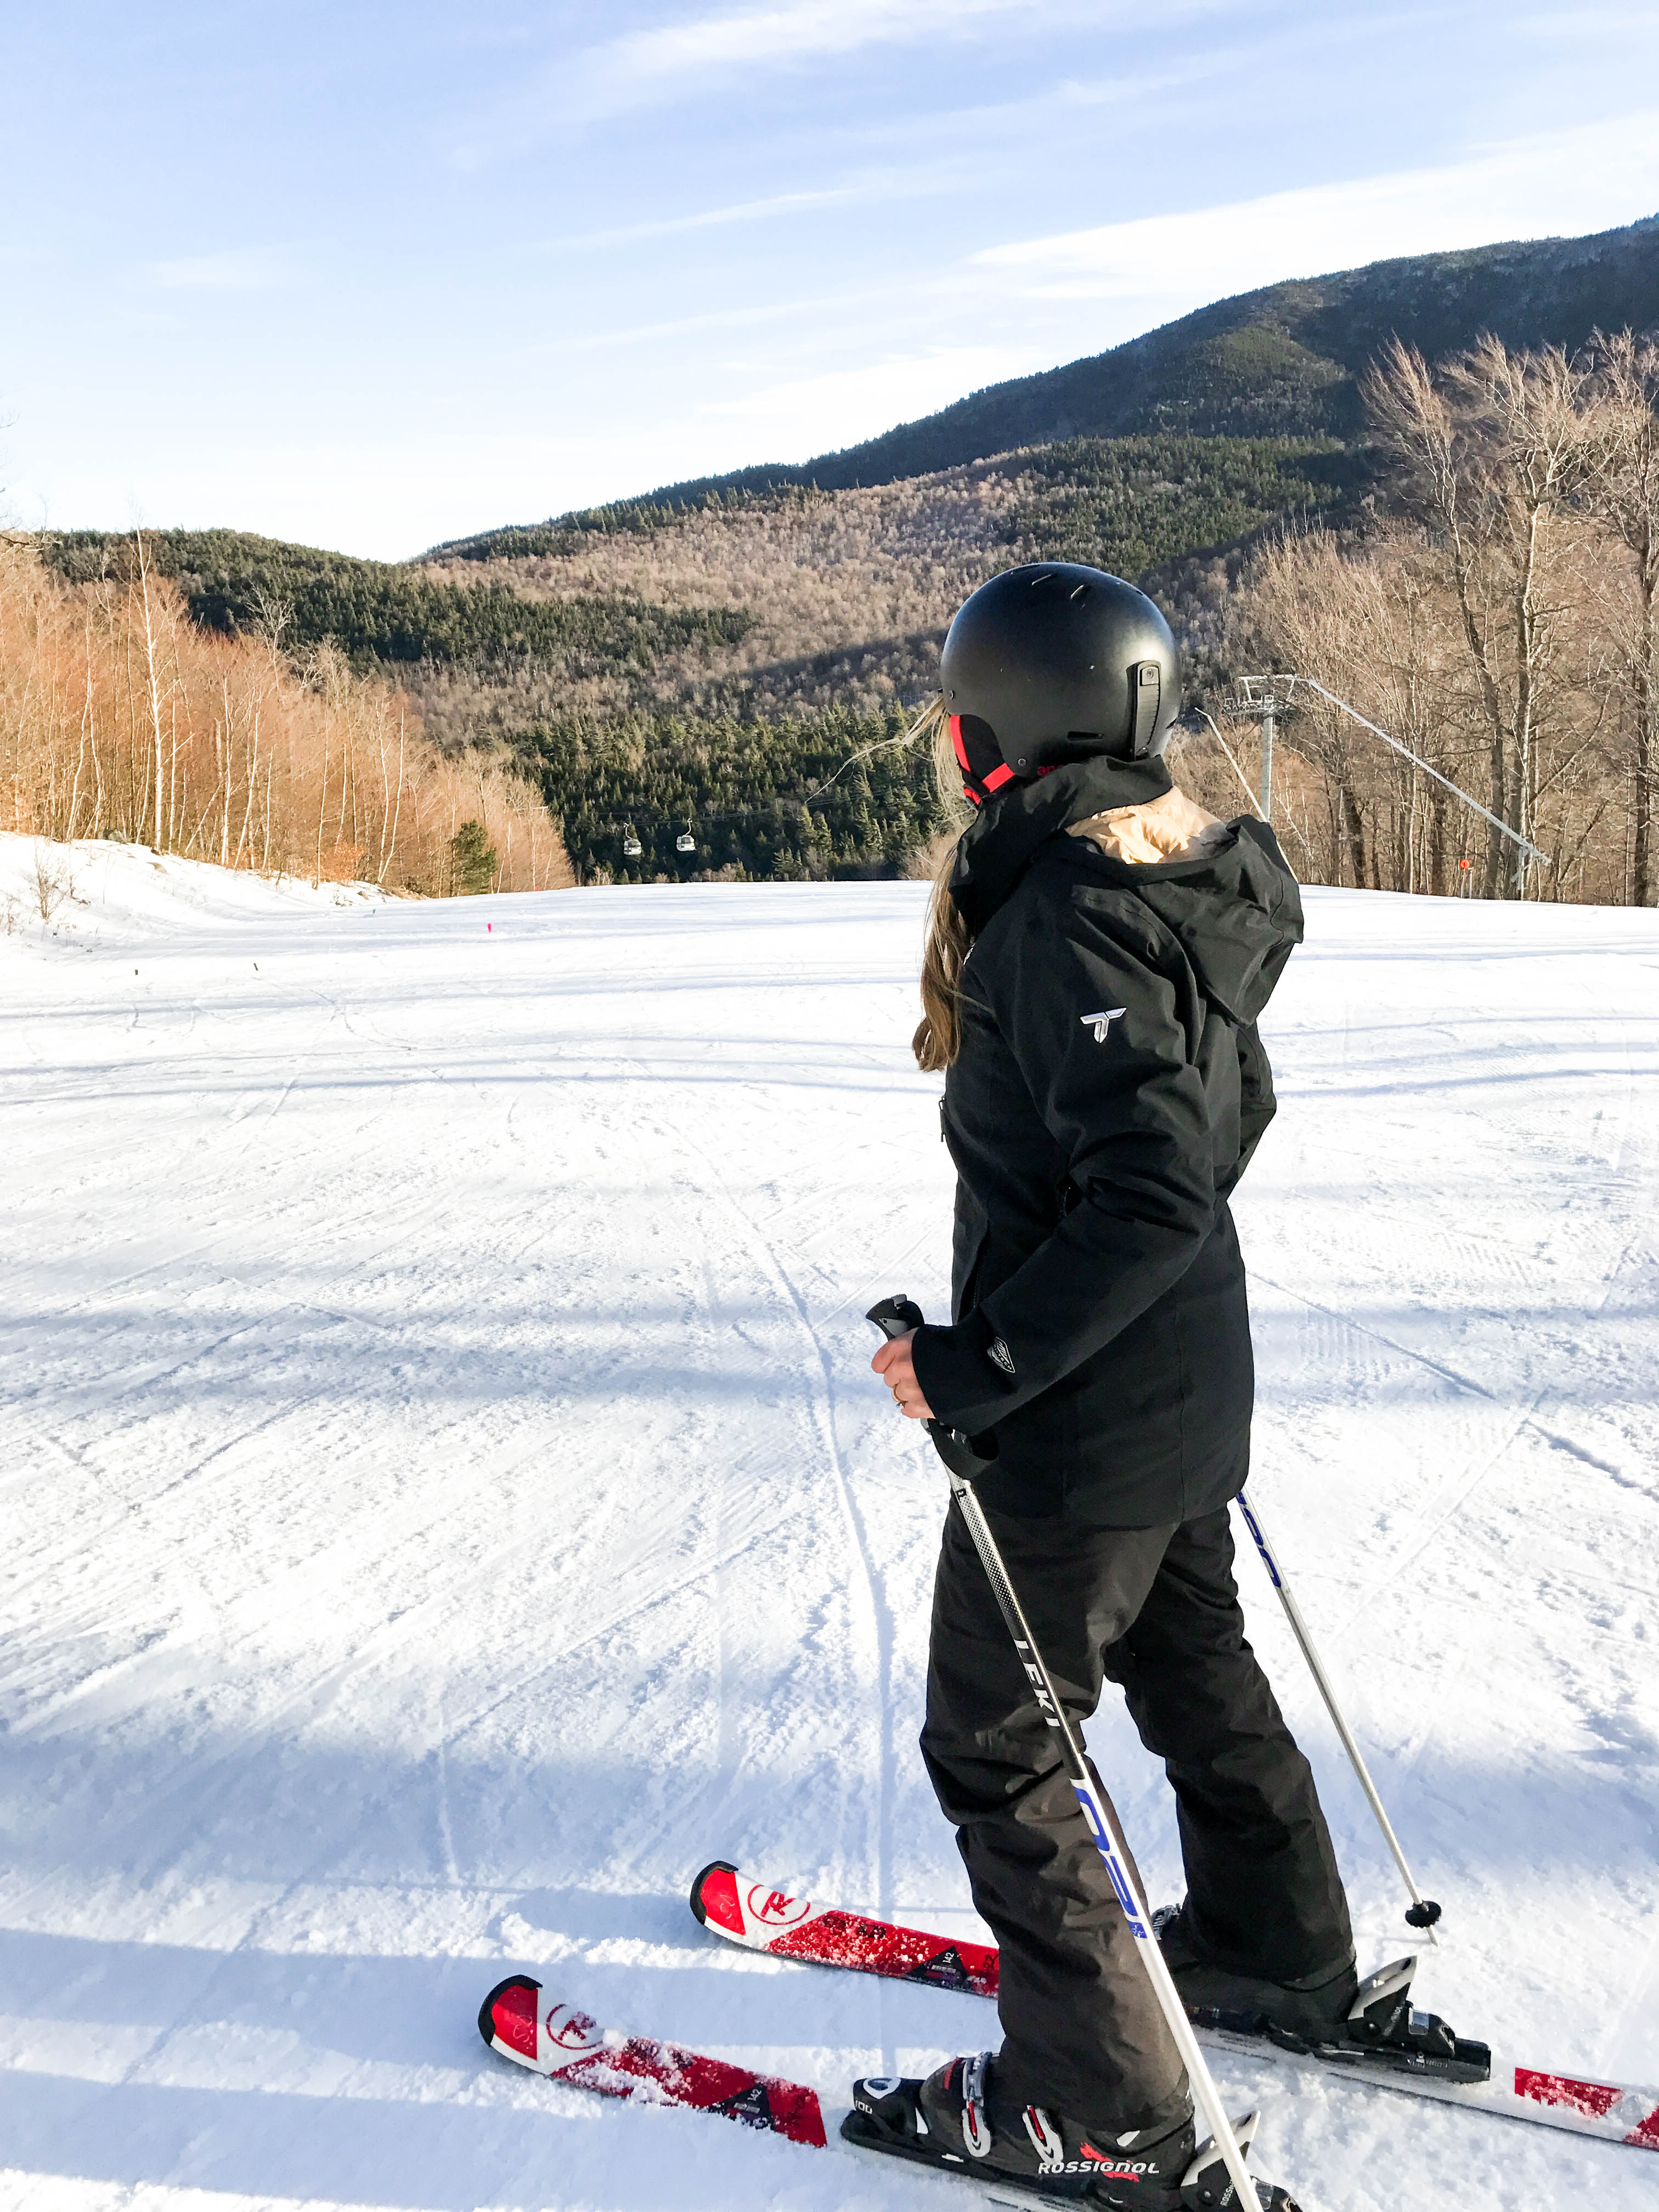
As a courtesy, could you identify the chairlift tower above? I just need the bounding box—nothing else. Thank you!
[1221,672,1549,887]
[1220,676,1293,820]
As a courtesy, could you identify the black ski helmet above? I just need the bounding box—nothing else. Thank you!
[940,563,1180,805]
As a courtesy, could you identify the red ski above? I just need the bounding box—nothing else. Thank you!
[690,1860,1659,2157]
[478,1973,827,2148]
[693,1858,998,1996]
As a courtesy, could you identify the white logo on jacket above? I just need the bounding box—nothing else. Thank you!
[1081,1008,1127,1042]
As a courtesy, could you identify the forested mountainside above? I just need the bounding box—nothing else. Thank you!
[432,212,1659,532]
[45,431,1346,738]
[43,529,752,681]
[38,216,1659,891]
[415,426,1336,882]
[414,435,1352,731]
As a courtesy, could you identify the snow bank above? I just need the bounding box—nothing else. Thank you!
[0,832,395,952]
[1,852,1656,2211]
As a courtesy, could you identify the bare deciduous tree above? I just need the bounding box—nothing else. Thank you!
[31,840,74,921]
[1589,330,1659,905]
[0,537,573,895]
[1215,331,1658,905]
[1364,336,1605,894]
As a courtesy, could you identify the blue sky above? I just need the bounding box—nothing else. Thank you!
[4,2,1658,558]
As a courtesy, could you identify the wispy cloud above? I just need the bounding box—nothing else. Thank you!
[574,0,1043,116]
[539,150,984,254]
[519,47,1222,262]
[970,113,1659,303]
[545,185,865,255]
[452,0,1070,157]
[133,247,294,294]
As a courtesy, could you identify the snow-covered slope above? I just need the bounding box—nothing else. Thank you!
[0,833,397,946]
[2,836,1656,2212]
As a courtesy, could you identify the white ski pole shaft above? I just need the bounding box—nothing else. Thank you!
[865,1300,1259,2202]
[948,1471,1260,2209]
[1235,1488,1441,1940]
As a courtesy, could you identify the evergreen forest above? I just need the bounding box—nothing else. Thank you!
[44,531,752,680]
[523,711,939,884]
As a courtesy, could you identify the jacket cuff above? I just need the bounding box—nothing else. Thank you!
[911,1312,1014,1438]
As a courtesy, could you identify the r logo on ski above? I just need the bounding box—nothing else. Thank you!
[543,2004,602,2052]
[747,1885,810,1928]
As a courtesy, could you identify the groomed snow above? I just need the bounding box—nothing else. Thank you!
[2,832,1657,2212]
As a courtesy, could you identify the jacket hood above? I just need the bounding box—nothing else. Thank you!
[1064,814,1305,1024]
[948,753,1173,938]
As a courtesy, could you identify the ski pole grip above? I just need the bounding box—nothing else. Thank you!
[866,1296,997,1480]
[867,1294,926,1340]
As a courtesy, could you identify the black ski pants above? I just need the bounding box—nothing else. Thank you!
[919,1498,1351,2134]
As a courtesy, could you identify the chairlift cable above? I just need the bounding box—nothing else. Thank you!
[1262,674,1550,867]
[1192,710,1267,821]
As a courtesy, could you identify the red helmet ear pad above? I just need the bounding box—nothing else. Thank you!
[950,713,1017,808]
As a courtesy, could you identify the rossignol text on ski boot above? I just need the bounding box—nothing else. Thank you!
[842,2051,1301,2208]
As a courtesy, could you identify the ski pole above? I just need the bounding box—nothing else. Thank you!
[868,1296,1261,2212]
[1235,1487,1441,1940]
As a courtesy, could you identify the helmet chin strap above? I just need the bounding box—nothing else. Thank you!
[953,663,1165,800]
[950,714,1016,807]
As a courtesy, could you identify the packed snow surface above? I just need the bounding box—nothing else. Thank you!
[3,831,1658,2212]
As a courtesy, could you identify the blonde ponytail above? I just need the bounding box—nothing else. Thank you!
[910,695,972,1072]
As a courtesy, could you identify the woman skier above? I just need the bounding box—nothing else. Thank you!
[861,564,1349,2209]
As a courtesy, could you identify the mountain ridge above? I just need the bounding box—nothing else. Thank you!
[428,211,1659,560]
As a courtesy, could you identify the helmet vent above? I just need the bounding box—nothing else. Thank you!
[1070,583,1090,601]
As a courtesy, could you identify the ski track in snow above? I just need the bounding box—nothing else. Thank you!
[2,833,1657,2211]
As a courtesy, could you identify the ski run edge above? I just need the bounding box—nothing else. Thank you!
[688,1859,1659,2156]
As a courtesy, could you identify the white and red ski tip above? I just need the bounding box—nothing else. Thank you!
[690,1858,999,1997]
[689,1861,1659,2154]
[477,1973,827,2148]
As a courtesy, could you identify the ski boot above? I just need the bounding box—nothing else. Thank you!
[1156,1902,1491,2083]
[842,2051,1300,2208]
[1154,1903,1358,2039]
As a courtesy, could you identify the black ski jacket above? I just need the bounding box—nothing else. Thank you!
[910,755,1304,1527]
